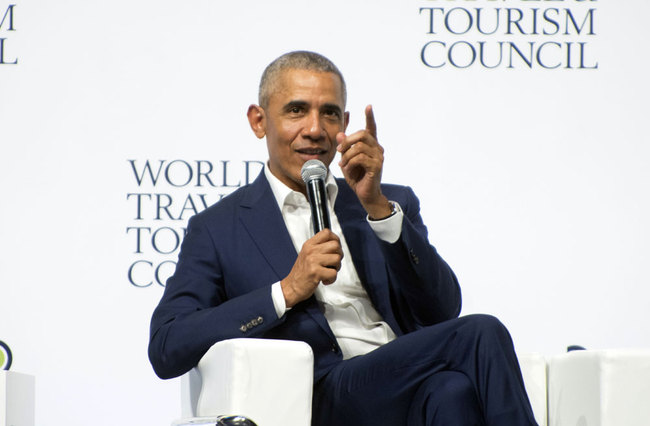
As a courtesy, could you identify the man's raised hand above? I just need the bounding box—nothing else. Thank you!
[337,105,392,219]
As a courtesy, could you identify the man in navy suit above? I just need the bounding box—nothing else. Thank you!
[149,51,537,425]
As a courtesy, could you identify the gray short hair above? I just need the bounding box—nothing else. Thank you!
[258,51,347,108]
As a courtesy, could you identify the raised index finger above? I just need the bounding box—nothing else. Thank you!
[365,105,377,139]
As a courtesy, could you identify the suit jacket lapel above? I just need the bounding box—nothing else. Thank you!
[333,181,372,286]
[334,180,404,335]
[238,173,296,280]
[238,172,337,340]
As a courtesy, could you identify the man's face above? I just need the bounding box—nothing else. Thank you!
[257,68,348,193]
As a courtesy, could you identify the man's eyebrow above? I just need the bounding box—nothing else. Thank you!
[283,100,308,111]
[321,103,343,115]
[282,100,343,115]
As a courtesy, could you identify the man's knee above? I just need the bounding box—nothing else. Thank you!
[429,371,478,405]
[460,314,511,342]
[409,371,484,425]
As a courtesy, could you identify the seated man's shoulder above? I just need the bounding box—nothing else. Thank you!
[335,178,417,208]
[380,182,417,204]
[193,183,252,222]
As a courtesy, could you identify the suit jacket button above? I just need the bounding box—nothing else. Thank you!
[246,322,253,330]
[409,249,419,265]
[239,325,247,333]
[257,316,264,324]
[251,319,259,326]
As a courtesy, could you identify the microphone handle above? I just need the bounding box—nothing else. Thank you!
[306,178,331,233]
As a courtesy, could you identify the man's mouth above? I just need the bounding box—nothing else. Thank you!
[295,147,328,156]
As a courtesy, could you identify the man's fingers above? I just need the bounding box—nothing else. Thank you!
[304,230,343,258]
[300,252,342,286]
[337,129,379,151]
[325,251,343,268]
[365,104,377,138]
[336,106,379,155]
[321,269,339,285]
[341,153,382,177]
[339,140,383,168]
[310,228,340,244]
[284,230,344,306]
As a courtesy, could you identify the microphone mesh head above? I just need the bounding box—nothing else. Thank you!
[301,159,327,183]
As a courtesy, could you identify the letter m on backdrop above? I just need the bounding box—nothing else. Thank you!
[1,4,17,65]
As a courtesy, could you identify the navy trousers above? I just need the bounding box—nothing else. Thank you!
[312,314,538,426]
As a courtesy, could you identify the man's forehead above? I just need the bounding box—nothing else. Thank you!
[270,68,345,103]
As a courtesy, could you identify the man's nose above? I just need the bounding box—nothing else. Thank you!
[303,111,325,140]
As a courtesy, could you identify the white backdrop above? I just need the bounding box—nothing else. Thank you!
[1,0,649,424]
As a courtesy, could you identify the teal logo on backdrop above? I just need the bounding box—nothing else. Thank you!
[0,3,17,65]
[0,341,12,370]
[125,159,264,288]
[419,0,598,69]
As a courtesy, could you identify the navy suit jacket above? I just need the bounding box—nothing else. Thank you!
[149,172,461,381]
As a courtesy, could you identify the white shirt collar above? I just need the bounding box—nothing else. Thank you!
[264,162,339,210]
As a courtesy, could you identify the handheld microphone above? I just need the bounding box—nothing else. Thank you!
[301,159,331,233]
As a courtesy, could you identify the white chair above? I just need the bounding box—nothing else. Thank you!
[518,353,548,426]
[0,370,35,426]
[176,338,314,426]
[547,349,650,426]
[175,338,550,426]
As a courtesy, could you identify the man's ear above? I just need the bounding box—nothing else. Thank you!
[247,104,266,139]
[343,111,350,132]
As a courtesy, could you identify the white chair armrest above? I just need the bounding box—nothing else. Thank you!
[1,371,35,426]
[184,338,314,426]
[548,349,650,426]
[518,353,548,426]
[180,367,202,418]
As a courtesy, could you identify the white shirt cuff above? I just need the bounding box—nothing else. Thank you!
[367,201,403,244]
[271,281,289,318]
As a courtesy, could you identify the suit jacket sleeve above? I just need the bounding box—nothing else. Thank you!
[379,185,461,331]
[148,211,284,379]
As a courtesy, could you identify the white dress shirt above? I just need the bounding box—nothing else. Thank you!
[264,165,403,359]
